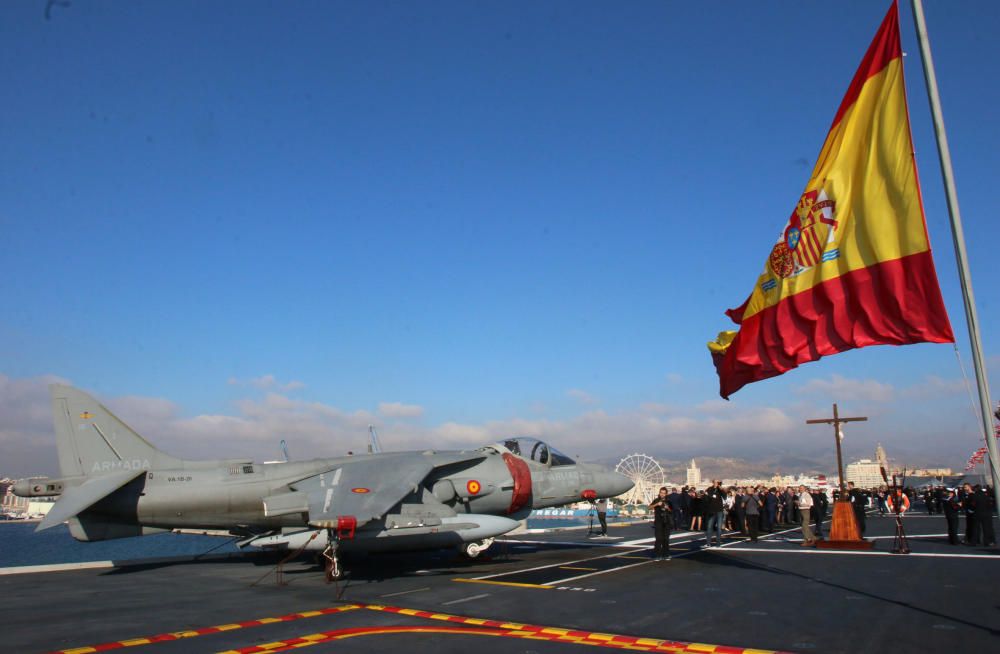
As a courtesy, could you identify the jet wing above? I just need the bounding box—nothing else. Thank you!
[293,456,435,529]
[295,459,434,528]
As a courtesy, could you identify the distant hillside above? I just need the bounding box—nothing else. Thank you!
[600,454,835,484]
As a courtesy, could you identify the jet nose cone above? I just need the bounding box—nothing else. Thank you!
[591,470,633,499]
[609,471,634,497]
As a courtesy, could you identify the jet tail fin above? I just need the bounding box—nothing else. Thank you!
[50,384,183,478]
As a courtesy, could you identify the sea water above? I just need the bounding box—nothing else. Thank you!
[0,514,636,568]
[0,522,240,568]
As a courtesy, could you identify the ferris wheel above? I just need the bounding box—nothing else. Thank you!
[615,453,665,505]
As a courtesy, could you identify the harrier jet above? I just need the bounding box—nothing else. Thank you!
[14,385,632,577]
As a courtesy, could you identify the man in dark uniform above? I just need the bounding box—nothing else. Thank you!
[650,486,673,560]
[972,485,996,547]
[962,483,979,545]
[743,488,762,543]
[934,486,945,514]
[681,486,692,530]
[848,482,867,535]
[734,488,747,535]
[763,488,778,533]
[811,488,829,540]
[943,488,961,545]
[668,487,685,530]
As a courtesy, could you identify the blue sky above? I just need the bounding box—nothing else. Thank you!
[2,1,998,476]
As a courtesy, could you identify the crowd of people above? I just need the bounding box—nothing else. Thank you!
[645,480,997,556]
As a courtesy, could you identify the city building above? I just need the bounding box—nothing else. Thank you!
[845,458,884,488]
[686,459,701,487]
[909,468,953,477]
[2,480,31,515]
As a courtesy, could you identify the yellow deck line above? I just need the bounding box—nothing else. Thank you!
[452,578,553,589]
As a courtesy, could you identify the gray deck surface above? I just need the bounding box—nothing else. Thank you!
[3,512,998,653]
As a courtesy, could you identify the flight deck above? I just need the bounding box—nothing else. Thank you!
[2,513,998,654]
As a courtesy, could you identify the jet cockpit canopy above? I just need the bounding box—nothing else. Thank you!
[494,437,575,467]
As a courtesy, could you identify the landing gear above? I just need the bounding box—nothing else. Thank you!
[459,538,494,559]
[322,528,342,582]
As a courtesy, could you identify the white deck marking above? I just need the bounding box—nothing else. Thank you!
[719,547,1000,559]
[547,558,656,585]
[379,587,431,598]
[0,561,114,575]
[545,532,760,586]
[441,593,491,605]
[470,547,649,580]
[487,524,807,587]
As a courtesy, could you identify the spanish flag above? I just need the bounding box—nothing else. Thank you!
[709,2,953,399]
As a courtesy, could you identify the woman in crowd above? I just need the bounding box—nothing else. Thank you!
[689,489,703,531]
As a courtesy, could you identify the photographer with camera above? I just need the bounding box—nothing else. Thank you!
[650,486,673,560]
[703,480,726,548]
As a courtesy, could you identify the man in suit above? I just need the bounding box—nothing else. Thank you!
[783,487,798,525]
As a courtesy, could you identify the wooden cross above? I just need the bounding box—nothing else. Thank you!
[806,403,867,497]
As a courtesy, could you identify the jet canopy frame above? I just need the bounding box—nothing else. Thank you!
[493,437,575,467]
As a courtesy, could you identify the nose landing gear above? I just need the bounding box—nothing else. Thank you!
[459,537,495,559]
[322,528,342,582]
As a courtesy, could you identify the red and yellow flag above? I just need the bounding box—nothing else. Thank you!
[709,2,953,399]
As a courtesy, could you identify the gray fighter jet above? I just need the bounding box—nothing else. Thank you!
[14,385,632,577]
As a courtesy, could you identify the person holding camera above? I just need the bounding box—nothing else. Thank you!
[650,486,673,560]
[595,497,609,536]
[704,480,726,548]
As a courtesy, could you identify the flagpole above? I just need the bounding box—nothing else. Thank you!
[910,0,1000,505]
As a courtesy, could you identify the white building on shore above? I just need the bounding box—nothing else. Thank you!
[846,458,884,488]
[686,460,701,487]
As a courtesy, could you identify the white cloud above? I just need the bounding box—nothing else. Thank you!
[640,402,673,415]
[0,372,981,477]
[665,372,683,385]
[228,374,305,393]
[566,388,598,406]
[0,373,71,449]
[795,374,895,403]
[899,375,966,399]
[378,402,425,419]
